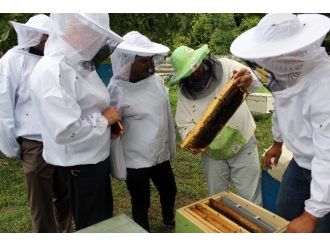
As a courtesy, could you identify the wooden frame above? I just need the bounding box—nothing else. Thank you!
[176,191,289,233]
[181,78,248,150]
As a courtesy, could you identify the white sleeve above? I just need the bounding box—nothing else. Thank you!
[304,82,330,217]
[164,87,176,160]
[108,81,121,109]
[175,93,195,141]
[271,108,283,142]
[31,66,108,146]
[0,52,21,157]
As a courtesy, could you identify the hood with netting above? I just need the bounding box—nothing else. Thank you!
[10,14,51,50]
[110,31,169,81]
[44,13,123,65]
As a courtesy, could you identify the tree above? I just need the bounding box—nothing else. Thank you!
[1,13,266,57]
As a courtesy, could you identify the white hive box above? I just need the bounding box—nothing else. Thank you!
[246,93,274,114]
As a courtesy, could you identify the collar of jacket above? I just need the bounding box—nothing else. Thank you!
[180,56,223,100]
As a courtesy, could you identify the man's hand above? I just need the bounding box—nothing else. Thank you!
[263,141,283,170]
[232,68,252,92]
[188,146,203,155]
[111,121,124,139]
[286,211,319,233]
[102,106,121,126]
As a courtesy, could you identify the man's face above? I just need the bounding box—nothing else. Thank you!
[129,56,154,82]
[33,34,49,53]
[188,62,205,82]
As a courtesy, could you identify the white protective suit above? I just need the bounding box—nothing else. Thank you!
[108,31,176,169]
[29,13,123,166]
[266,45,330,218]
[0,14,51,158]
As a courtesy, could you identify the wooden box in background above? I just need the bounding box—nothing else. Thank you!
[246,92,274,114]
[176,191,288,233]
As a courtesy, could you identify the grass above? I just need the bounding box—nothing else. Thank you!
[0,82,273,233]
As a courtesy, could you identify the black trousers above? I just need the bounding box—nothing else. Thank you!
[58,157,113,231]
[126,160,177,232]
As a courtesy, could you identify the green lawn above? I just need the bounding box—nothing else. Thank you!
[0,82,273,233]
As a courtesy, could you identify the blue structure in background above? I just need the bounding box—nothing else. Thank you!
[96,63,113,87]
[261,170,280,214]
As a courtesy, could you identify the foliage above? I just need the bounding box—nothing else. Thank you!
[0,14,34,56]
[110,13,264,55]
[0,13,265,57]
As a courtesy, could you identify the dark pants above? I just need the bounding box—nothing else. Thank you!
[20,138,72,233]
[126,160,177,232]
[58,157,113,231]
[277,159,330,232]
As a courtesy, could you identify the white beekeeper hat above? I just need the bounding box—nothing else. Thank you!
[115,31,169,56]
[10,14,51,49]
[230,13,330,60]
[74,13,123,43]
[10,14,51,35]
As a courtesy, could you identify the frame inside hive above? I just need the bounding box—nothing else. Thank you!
[177,191,288,233]
[181,78,248,150]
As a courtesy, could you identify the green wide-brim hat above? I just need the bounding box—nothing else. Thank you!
[170,44,210,83]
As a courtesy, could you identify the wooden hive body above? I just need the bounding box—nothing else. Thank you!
[176,191,289,233]
[181,78,248,150]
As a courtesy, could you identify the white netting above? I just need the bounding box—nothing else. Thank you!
[111,31,168,81]
[255,37,326,90]
[10,14,51,50]
[45,13,122,64]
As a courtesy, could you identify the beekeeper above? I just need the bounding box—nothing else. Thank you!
[0,14,72,233]
[170,45,262,206]
[231,13,330,232]
[29,13,123,230]
[108,31,177,232]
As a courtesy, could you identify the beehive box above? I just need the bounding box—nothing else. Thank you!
[181,78,248,151]
[246,93,274,114]
[75,214,147,233]
[176,191,288,233]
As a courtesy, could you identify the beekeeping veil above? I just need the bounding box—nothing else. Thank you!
[231,13,330,91]
[45,13,123,67]
[10,14,51,50]
[111,31,169,81]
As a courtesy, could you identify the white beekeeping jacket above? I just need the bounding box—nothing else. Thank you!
[29,13,123,166]
[0,14,50,158]
[108,74,176,169]
[108,31,175,169]
[270,45,330,218]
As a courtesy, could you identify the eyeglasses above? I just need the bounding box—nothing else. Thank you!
[245,60,277,92]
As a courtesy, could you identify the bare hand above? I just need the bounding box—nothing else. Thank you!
[111,121,124,139]
[111,132,123,139]
[263,141,283,170]
[188,146,203,155]
[232,68,252,92]
[285,211,319,233]
[102,106,121,126]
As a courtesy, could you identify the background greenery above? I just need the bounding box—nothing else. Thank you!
[2,13,329,57]
[0,13,263,56]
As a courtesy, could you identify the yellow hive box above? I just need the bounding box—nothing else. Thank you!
[181,78,248,151]
[175,191,289,233]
